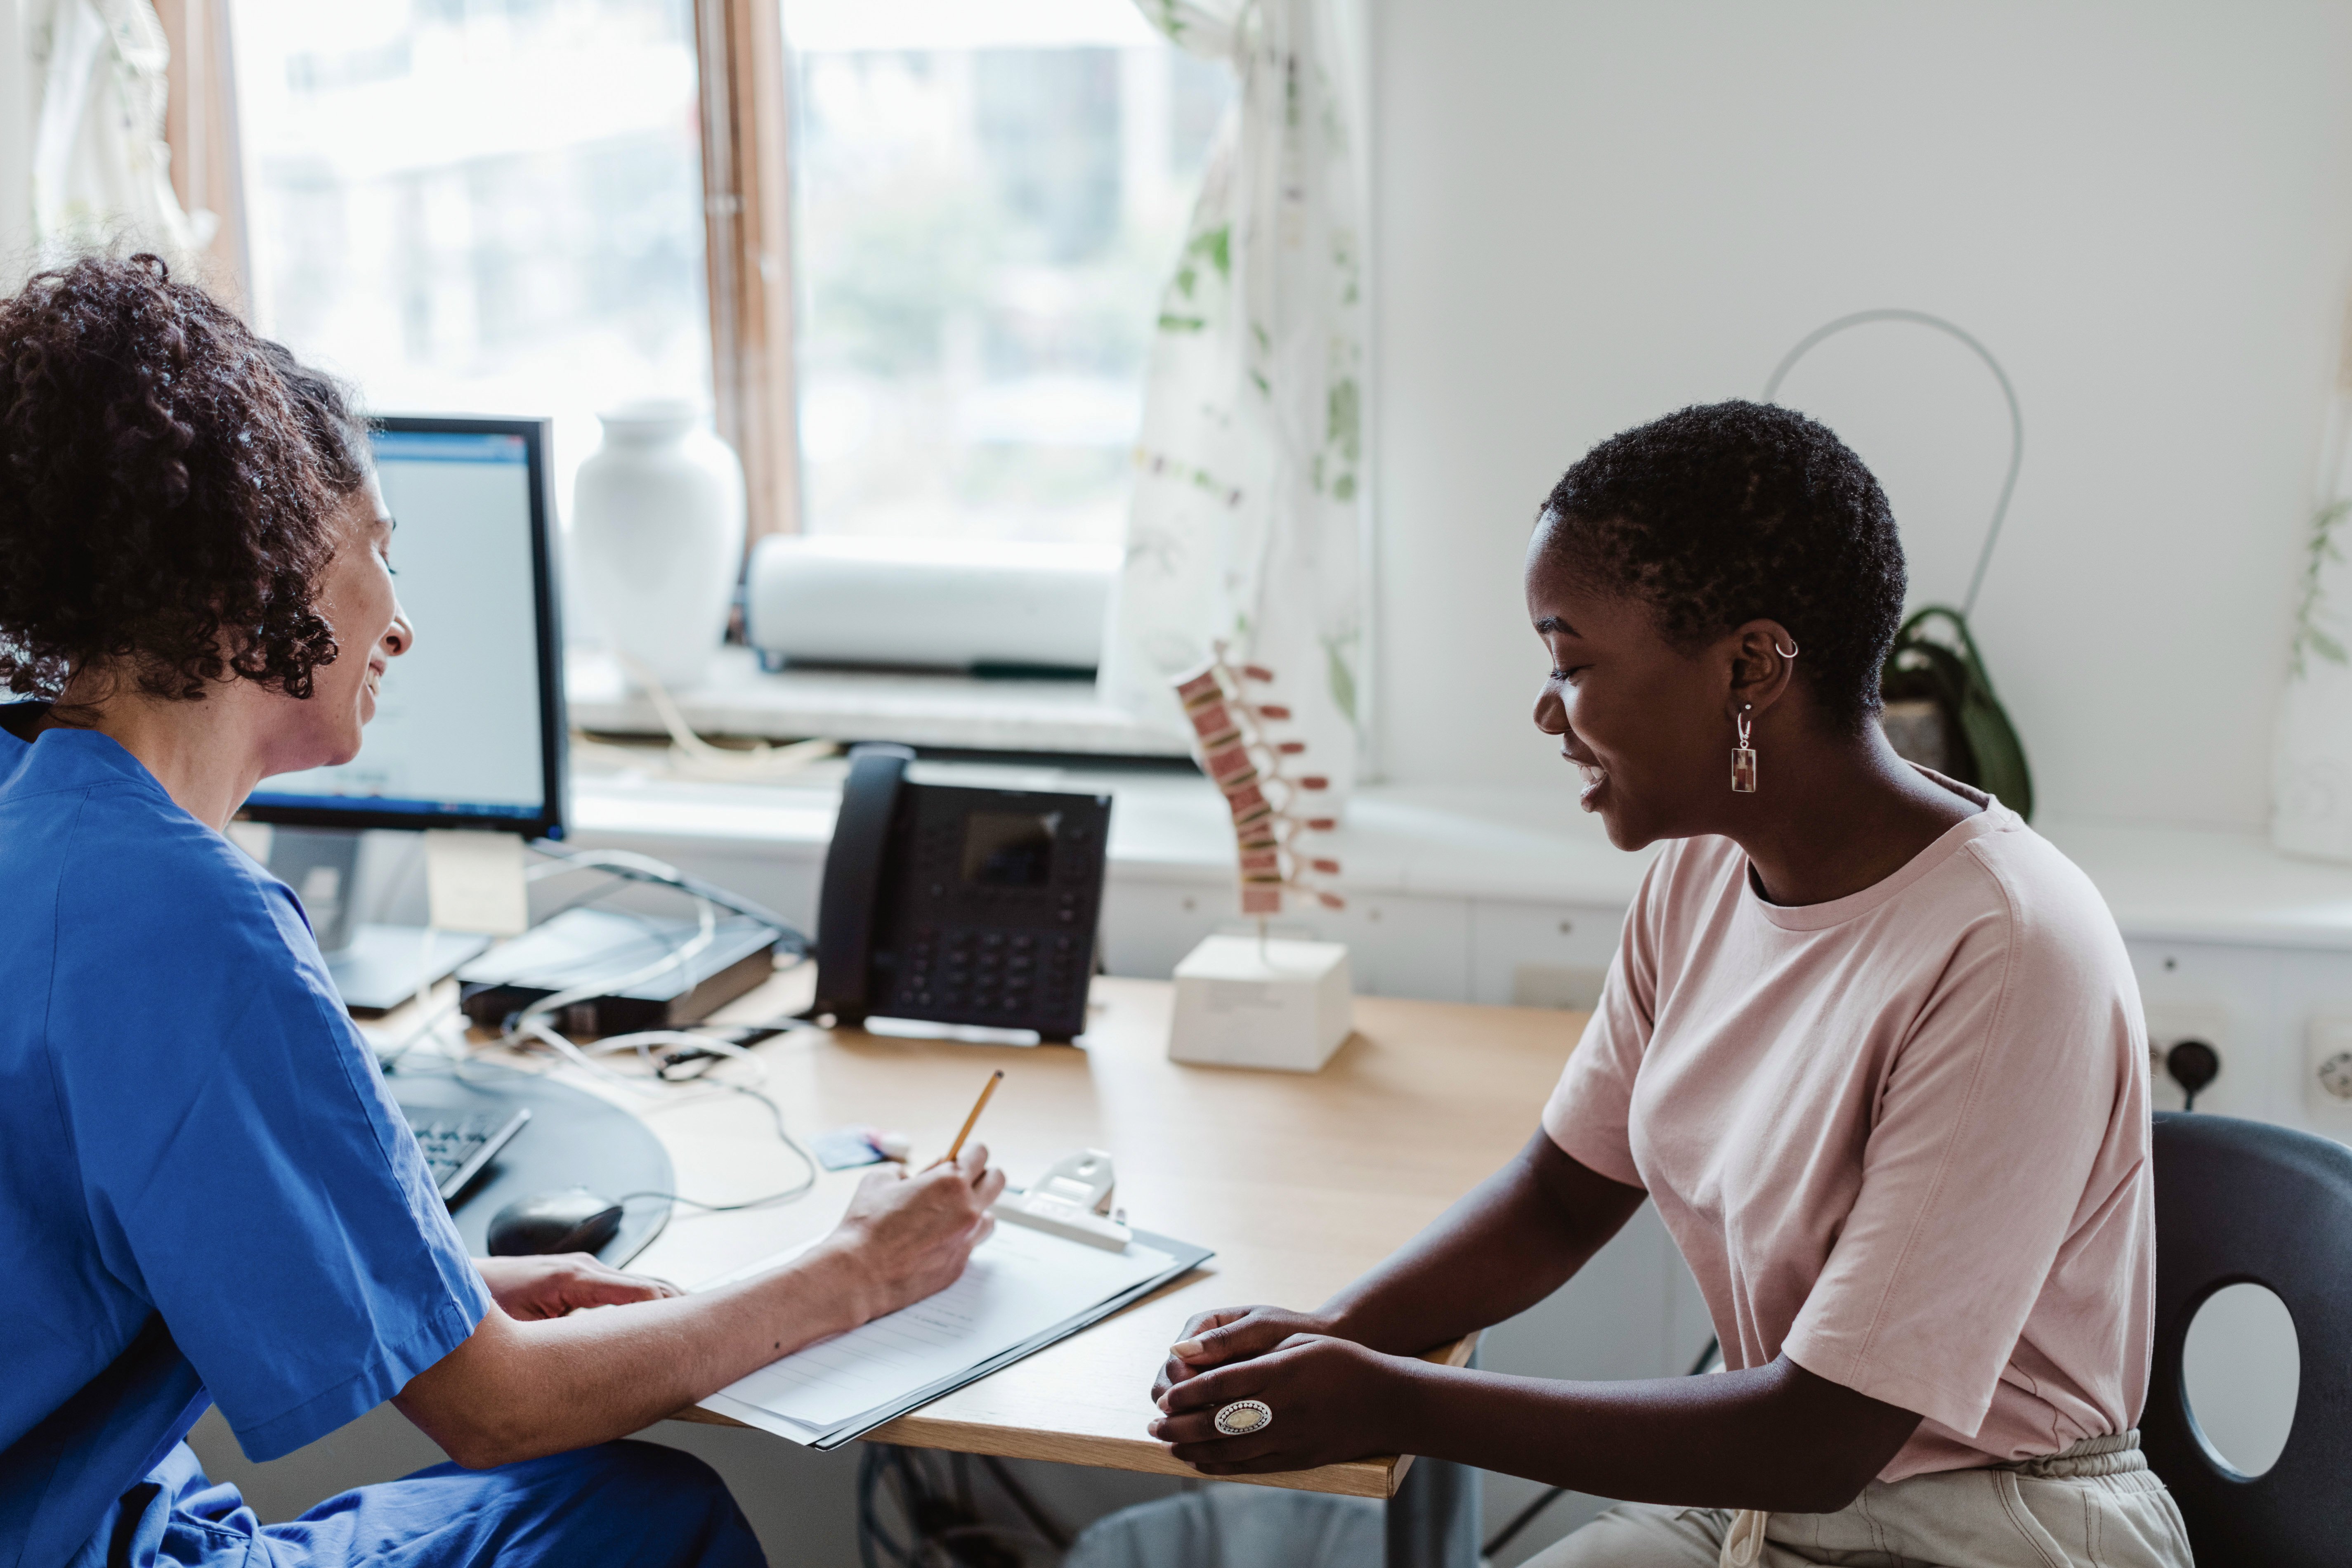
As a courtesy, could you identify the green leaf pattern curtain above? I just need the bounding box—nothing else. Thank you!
[2275,359,2352,861]
[1100,0,1367,799]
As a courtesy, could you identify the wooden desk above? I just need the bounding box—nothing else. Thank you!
[537,973,1580,1552]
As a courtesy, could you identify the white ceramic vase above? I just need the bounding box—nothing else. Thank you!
[572,399,746,692]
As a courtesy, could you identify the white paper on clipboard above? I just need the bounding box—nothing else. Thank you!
[693,1224,1180,1443]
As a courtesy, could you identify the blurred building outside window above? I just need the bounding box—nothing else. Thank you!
[782,0,1232,549]
[229,0,711,535]
[228,0,1233,620]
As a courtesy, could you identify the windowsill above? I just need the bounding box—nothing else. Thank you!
[567,757,1660,904]
[564,645,1192,758]
[564,752,2352,947]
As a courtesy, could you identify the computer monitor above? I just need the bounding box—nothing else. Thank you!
[239,416,567,1011]
[242,416,568,840]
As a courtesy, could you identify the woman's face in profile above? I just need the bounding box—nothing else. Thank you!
[1524,526,1728,851]
[272,482,411,775]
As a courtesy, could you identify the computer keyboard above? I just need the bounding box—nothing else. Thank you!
[402,1104,531,1201]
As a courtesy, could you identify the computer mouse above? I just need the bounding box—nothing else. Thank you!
[486,1188,625,1258]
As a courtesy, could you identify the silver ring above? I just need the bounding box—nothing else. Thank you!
[1212,1399,1273,1437]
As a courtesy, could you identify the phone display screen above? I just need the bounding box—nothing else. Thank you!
[961,811,1061,888]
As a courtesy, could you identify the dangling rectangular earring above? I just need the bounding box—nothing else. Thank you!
[1731,705,1758,793]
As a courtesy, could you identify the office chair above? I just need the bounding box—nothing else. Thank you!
[2142,1111,2352,1567]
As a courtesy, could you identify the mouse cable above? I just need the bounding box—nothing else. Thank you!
[437,853,823,1214]
[612,1079,820,1213]
[501,1026,824,1214]
[528,1024,826,1214]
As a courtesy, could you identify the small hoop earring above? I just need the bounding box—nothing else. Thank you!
[1732,702,1758,793]
[1774,638,1800,659]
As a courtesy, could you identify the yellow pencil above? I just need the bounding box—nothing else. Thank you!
[930,1069,1004,1169]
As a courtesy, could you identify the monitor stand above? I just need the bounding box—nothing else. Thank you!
[269,826,493,1015]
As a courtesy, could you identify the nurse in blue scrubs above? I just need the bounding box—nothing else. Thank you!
[0,255,1008,1568]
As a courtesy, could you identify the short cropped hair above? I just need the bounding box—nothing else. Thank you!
[1536,400,1906,732]
[0,254,361,704]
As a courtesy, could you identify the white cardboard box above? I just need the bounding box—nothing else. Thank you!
[1168,935,1354,1072]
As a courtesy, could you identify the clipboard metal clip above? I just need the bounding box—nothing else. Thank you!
[992,1148,1133,1252]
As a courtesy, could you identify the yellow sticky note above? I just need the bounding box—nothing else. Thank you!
[423,829,529,935]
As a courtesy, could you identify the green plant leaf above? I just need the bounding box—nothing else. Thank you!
[1325,641,1358,725]
[1327,377,1360,463]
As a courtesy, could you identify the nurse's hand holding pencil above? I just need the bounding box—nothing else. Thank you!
[395,1081,1008,1469]
[813,1070,1008,1322]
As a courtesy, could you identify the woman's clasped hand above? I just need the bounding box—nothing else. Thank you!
[1146,1306,1413,1476]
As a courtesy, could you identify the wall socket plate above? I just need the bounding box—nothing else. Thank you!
[2306,1017,2352,1117]
[2144,1001,2229,1112]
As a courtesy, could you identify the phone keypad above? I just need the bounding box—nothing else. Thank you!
[894,925,1084,1031]
[869,785,1108,1037]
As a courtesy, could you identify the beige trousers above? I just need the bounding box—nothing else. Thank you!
[1523,1433,2194,1568]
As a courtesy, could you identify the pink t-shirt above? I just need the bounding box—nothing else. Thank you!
[1543,779,2155,1481]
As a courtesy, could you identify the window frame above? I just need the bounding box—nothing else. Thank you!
[694,0,801,544]
[156,0,251,304]
[176,0,801,543]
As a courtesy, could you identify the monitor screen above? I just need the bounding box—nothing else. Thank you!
[241,418,566,838]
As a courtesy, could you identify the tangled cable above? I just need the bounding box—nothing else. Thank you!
[373,843,824,1215]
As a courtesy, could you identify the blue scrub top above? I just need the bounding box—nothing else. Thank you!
[0,715,490,1568]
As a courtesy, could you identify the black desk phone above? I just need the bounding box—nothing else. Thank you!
[810,745,1111,1043]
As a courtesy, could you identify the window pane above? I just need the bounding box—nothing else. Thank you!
[229,0,710,512]
[784,0,1232,543]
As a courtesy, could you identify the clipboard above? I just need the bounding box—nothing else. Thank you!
[698,1226,1213,1449]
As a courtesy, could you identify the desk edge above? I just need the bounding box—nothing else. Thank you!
[661,1331,1479,1502]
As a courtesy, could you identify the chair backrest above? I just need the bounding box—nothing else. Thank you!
[2144,1112,2352,1567]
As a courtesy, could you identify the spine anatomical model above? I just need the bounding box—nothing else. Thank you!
[1172,645,1344,917]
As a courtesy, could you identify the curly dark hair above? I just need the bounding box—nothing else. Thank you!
[1536,400,1906,733]
[260,339,373,500]
[0,253,363,705]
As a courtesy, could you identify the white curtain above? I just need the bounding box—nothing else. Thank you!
[1101,0,1367,802]
[2273,340,2352,860]
[20,0,209,273]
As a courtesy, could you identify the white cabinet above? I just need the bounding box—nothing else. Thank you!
[1467,899,1627,1008]
[1294,891,1473,1000]
[1480,1204,1714,1563]
[1095,878,1226,981]
[1098,877,1474,1000]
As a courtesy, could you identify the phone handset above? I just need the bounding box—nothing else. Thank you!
[809,742,915,1027]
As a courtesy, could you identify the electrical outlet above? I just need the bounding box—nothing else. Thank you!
[2144,1001,2229,1112]
[2306,1017,2352,1117]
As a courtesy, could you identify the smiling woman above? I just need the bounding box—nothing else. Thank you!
[0,253,413,824]
[0,257,1020,1568]
[1524,401,1920,873]
[1145,403,2194,1568]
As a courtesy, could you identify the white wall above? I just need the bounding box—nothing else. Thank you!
[1370,1,2352,833]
